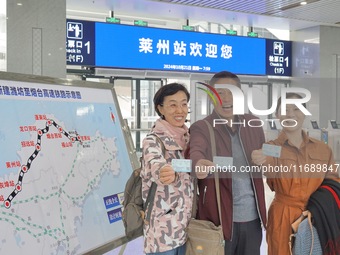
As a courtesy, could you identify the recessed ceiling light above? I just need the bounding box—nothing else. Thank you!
[300,1,307,5]
[17,3,22,6]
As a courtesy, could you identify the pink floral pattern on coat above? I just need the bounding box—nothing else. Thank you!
[140,120,193,253]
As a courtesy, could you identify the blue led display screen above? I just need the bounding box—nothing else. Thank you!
[95,23,266,75]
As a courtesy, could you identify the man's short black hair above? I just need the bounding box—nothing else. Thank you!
[209,71,241,88]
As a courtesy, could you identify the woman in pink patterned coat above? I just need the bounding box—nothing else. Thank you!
[141,83,193,255]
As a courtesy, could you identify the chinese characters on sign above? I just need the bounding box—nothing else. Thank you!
[66,20,95,66]
[0,85,82,99]
[269,42,288,74]
[138,38,232,71]
[103,193,124,224]
[266,39,292,76]
[139,38,232,59]
[107,208,123,224]
[67,22,87,63]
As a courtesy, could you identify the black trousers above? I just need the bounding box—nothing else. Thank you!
[224,218,262,255]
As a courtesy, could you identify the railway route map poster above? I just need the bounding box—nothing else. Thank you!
[0,74,133,255]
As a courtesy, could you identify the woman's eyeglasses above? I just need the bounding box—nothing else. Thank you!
[161,102,189,111]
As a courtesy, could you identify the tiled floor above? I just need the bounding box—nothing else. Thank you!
[105,233,268,255]
[104,237,144,255]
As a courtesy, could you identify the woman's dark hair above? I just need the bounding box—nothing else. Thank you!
[153,83,190,117]
[276,92,307,114]
[209,71,241,88]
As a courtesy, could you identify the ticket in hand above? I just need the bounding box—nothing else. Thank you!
[213,156,233,168]
[262,144,282,158]
[171,159,192,172]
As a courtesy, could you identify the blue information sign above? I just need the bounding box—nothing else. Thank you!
[103,194,121,210]
[107,208,123,224]
[66,19,95,66]
[266,39,292,76]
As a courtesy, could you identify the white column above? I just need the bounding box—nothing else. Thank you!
[7,0,66,78]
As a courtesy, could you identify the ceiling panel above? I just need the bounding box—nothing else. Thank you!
[155,0,307,14]
[274,1,340,24]
[66,0,340,31]
[151,0,340,26]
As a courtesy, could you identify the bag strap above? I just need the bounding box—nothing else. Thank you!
[191,178,198,218]
[143,133,165,224]
[204,120,223,226]
[307,211,314,255]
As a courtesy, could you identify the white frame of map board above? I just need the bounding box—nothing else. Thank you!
[0,71,139,255]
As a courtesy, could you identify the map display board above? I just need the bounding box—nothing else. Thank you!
[0,72,135,254]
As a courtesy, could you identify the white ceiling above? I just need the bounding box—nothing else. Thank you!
[66,0,340,31]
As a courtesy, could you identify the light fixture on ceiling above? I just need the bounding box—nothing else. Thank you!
[265,0,320,15]
[67,9,108,16]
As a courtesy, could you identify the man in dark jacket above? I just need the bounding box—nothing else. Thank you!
[189,71,267,255]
